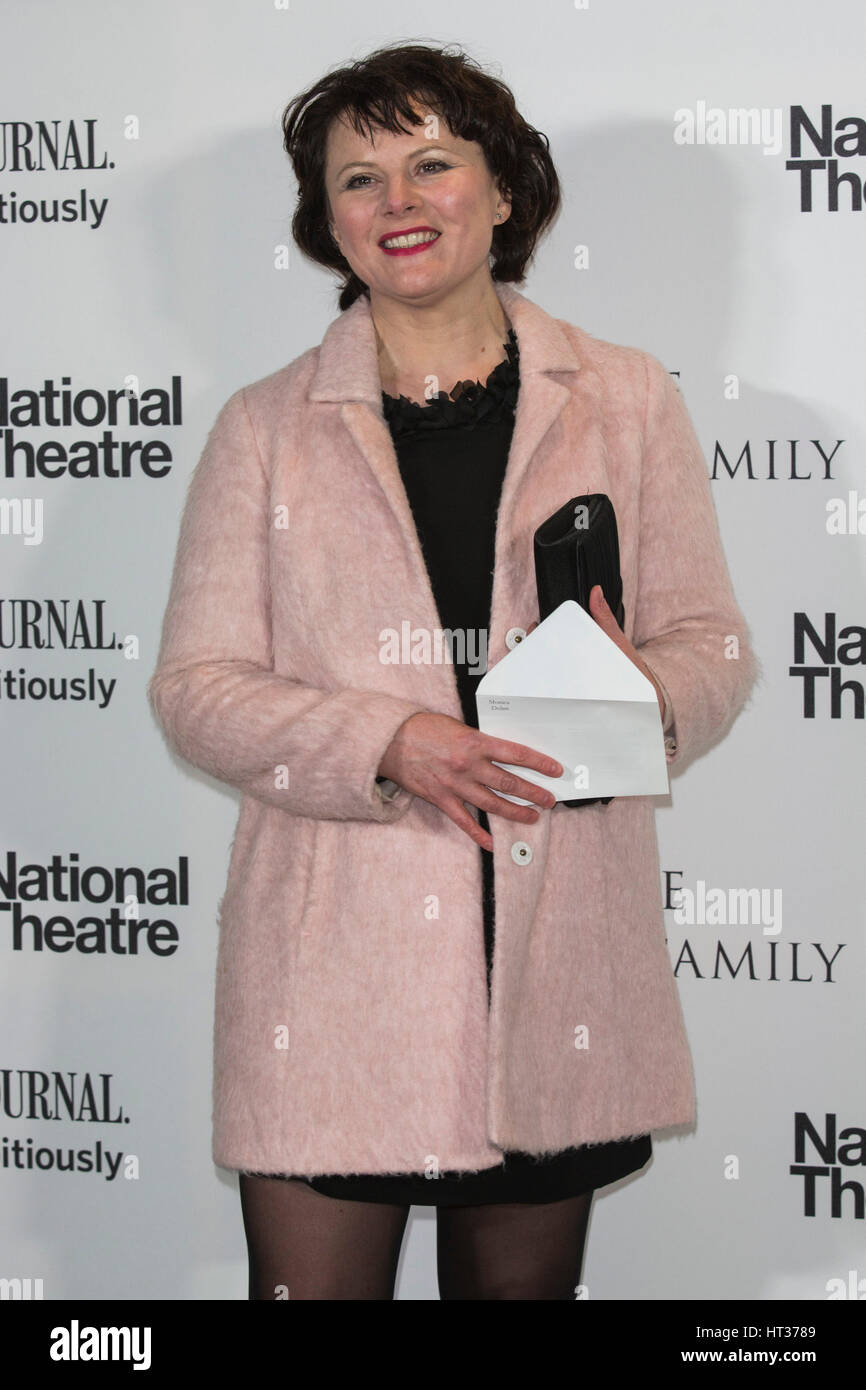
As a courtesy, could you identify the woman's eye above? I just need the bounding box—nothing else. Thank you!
[344,160,450,189]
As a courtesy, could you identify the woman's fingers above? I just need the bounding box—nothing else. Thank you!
[481,763,556,809]
[435,768,554,849]
[483,737,563,780]
[471,783,543,823]
[437,793,495,851]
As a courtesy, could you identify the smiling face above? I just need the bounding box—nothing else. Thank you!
[323,107,510,307]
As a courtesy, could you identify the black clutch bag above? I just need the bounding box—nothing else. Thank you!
[532,494,625,808]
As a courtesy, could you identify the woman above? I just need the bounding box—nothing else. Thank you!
[148,41,759,1299]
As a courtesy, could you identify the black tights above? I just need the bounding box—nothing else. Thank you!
[238,1173,593,1300]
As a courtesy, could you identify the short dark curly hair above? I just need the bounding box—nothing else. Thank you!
[281,40,561,310]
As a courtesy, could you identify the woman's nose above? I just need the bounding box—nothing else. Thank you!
[381,177,417,214]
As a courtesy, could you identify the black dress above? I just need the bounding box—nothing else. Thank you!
[299,329,651,1204]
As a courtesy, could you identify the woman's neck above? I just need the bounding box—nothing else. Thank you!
[372,281,511,404]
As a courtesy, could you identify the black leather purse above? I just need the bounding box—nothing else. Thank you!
[532,494,625,808]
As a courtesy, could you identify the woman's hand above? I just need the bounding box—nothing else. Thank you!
[377,712,562,852]
[379,588,663,851]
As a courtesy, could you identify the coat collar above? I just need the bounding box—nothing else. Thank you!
[308,282,582,666]
[308,280,580,403]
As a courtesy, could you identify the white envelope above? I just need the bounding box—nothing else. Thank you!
[475,600,670,804]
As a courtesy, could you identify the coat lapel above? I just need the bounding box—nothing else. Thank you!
[308,281,583,647]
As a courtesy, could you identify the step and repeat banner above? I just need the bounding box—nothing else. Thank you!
[1,1,863,1301]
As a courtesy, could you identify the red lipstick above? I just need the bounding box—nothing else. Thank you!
[378,225,441,256]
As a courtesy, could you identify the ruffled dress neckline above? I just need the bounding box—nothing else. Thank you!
[381,327,519,438]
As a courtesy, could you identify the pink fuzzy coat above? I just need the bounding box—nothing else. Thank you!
[148,280,759,1177]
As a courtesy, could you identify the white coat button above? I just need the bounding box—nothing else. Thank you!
[511,840,533,865]
[505,626,526,649]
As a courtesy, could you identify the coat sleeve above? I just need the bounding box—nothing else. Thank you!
[147,387,432,821]
[631,353,762,767]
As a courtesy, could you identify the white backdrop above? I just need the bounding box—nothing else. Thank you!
[2,0,864,1301]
